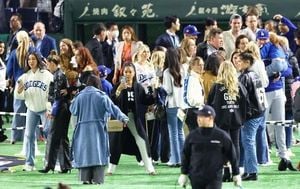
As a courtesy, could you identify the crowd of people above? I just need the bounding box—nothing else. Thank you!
[1,4,300,189]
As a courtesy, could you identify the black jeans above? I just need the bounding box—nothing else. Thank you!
[222,128,240,166]
[190,176,222,189]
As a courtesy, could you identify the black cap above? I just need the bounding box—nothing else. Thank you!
[194,105,216,118]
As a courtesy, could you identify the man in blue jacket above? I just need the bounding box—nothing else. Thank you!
[31,21,57,58]
[155,15,180,49]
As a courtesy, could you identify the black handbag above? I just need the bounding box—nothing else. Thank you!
[154,104,166,120]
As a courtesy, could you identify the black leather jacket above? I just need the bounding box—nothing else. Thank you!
[239,70,267,119]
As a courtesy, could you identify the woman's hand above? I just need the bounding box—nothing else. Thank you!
[17,80,24,94]
[116,82,126,96]
[117,82,127,91]
[112,76,117,85]
[46,111,54,120]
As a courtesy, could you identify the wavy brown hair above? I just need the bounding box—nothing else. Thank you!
[121,25,138,42]
[76,47,99,76]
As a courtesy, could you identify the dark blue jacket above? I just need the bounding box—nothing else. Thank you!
[32,34,57,58]
[155,32,179,49]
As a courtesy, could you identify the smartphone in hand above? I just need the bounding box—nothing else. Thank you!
[120,76,126,84]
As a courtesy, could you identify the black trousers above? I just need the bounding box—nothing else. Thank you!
[222,128,240,166]
[190,176,222,189]
[45,102,71,170]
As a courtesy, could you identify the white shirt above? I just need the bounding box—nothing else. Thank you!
[185,70,205,108]
[134,62,156,92]
[163,67,186,108]
[17,69,53,112]
[241,27,260,42]
[222,30,240,60]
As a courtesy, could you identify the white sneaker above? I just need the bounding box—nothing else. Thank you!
[107,163,116,175]
[152,160,159,165]
[22,164,36,171]
[239,167,244,175]
[137,160,144,166]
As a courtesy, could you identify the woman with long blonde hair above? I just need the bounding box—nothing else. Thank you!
[133,44,155,91]
[216,61,239,100]
[6,30,36,143]
[207,61,248,180]
[179,38,196,77]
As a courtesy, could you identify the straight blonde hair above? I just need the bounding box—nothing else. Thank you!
[245,41,261,60]
[16,31,30,69]
[216,61,239,100]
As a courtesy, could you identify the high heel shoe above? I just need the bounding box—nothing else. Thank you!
[38,167,54,174]
[58,169,71,174]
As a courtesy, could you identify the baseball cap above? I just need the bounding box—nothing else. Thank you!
[98,65,112,78]
[256,29,269,40]
[183,25,200,36]
[194,105,216,118]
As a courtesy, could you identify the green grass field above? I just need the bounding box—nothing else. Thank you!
[1,120,300,189]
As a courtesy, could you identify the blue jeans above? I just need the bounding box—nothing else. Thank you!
[11,99,26,141]
[256,114,269,164]
[241,116,264,174]
[166,107,184,164]
[24,109,46,166]
[43,117,53,139]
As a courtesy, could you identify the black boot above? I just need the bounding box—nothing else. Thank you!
[38,167,54,174]
[58,169,71,174]
[278,158,287,171]
[286,160,297,171]
[242,173,257,181]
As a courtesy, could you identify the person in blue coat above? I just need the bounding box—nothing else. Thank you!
[70,74,129,185]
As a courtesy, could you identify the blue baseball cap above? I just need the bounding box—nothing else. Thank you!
[97,65,112,78]
[183,25,200,36]
[256,29,269,40]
